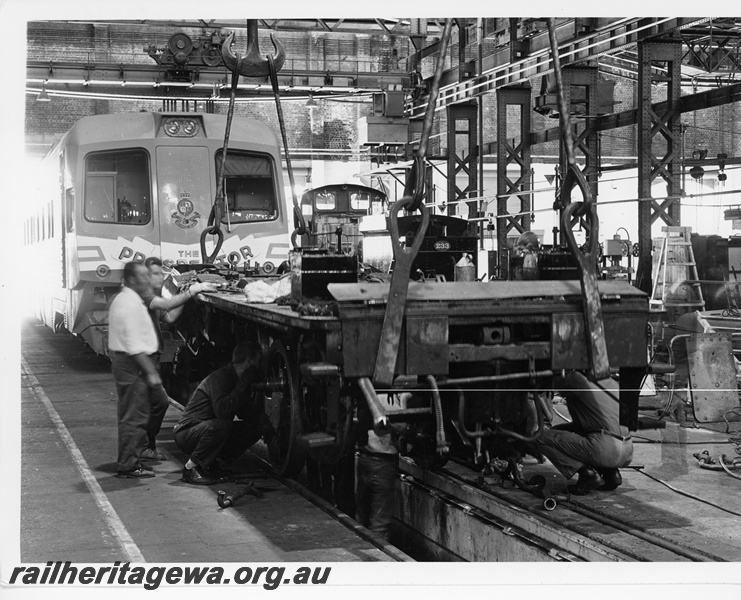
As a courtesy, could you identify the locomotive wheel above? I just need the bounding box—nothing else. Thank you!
[332,396,357,461]
[263,341,306,477]
[305,394,357,467]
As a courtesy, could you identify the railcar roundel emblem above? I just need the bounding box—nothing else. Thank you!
[434,239,451,251]
[172,198,201,228]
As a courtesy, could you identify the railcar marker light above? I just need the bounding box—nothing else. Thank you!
[96,265,111,278]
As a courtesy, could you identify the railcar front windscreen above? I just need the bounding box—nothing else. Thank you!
[216,150,279,223]
[84,149,151,224]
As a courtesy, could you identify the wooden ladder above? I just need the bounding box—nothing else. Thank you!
[650,226,705,320]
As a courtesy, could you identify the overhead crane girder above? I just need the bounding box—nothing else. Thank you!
[409,18,708,119]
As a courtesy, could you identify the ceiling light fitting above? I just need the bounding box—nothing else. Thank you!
[37,83,50,102]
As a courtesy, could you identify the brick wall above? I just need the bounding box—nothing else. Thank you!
[25,21,406,158]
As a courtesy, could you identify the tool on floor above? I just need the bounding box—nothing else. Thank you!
[217,481,263,508]
[693,449,741,471]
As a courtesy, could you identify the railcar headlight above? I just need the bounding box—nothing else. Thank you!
[164,119,181,136]
[182,119,198,136]
[163,117,200,137]
[96,264,111,278]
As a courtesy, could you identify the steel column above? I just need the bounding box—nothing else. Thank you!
[497,85,532,279]
[446,103,479,218]
[558,64,600,245]
[636,42,683,294]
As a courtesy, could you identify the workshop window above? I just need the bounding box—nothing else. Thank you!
[216,150,278,224]
[84,149,151,224]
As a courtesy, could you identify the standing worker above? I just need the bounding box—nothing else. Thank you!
[108,261,217,477]
[513,231,540,281]
[108,261,165,479]
[144,257,187,329]
[139,257,196,460]
[355,393,408,541]
[532,371,633,494]
[174,341,266,485]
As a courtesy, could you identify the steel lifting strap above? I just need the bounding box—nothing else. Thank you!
[372,18,453,388]
[546,19,610,380]
[266,55,309,248]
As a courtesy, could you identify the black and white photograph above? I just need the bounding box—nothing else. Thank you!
[3,1,741,597]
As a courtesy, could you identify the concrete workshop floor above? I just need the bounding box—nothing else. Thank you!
[523,391,741,561]
[18,316,392,563]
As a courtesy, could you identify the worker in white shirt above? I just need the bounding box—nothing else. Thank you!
[108,261,216,478]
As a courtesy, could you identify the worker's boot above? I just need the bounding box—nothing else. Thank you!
[567,466,605,496]
[597,468,622,491]
[182,464,217,485]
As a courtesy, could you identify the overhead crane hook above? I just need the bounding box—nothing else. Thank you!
[221,21,286,78]
[201,20,292,264]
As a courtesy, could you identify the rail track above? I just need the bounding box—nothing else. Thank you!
[395,457,727,562]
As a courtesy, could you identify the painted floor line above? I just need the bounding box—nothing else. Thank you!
[21,356,146,563]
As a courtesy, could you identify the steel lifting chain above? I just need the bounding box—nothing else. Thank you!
[546,18,610,380]
[386,16,453,245]
[200,22,288,264]
[384,17,453,251]
[404,18,453,214]
[199,54,244,264]
[546,19,594,221]
[266,55,309,249]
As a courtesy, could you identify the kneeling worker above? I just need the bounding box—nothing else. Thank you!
[533,371,633,495]
[174,341,265,485]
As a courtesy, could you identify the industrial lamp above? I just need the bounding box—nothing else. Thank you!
[37,83,50,102]
[305,95,318,108]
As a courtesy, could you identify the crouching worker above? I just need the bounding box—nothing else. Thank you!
[174,341,265,485]
[533,371,633,495]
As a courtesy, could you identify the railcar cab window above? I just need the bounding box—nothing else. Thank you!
[216,150,278,223]
[314,191,336,211]
[350,191,371,212]
[84,149,151,224]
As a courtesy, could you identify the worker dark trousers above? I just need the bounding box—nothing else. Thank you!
[146,385,170,451]
[174,419,261,469]
[533,373,633,479]
[355,452,397,541]
[145,354,169,451]
[533,429,633,479]
[111,353,151,472]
